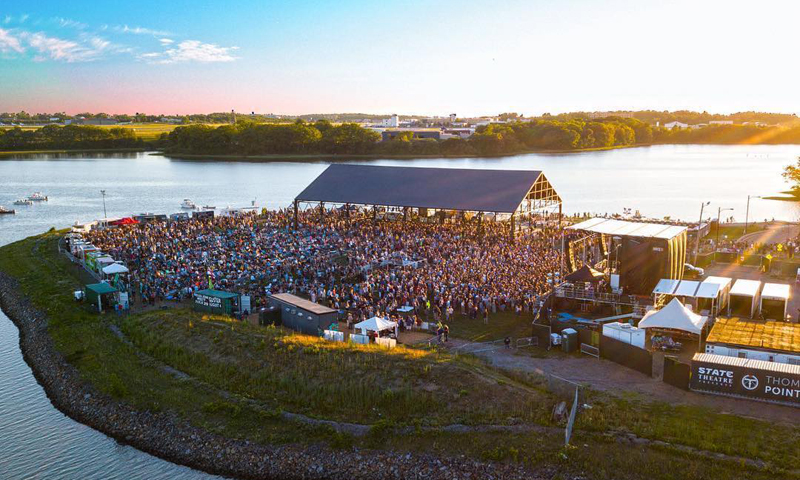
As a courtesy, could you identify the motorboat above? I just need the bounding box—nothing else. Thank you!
[0,206,15,215]
[180,199,198,210]
[14,199,33,206]
[28,192,48,201]
[201,204,216,210]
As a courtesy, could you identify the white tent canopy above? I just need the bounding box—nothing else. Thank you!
[102,263,129,274]
[354,316,398,335]
[638,298,708,335]
[761,283,790,301]
[730,279,761,297]
[674,280,700,297]
[653,279,680,295]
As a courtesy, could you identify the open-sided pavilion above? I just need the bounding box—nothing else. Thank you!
[293,164,562,239]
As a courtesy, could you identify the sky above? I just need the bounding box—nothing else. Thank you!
[1,0,799,117]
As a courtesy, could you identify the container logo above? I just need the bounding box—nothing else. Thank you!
[741,375,759,391]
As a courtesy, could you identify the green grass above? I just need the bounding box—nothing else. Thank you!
[0,231,798,480]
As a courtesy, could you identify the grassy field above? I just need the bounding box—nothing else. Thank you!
[0,123,202,141]
[0,231,798,480]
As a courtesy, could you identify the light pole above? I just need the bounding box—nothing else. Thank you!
[744,195,761,235]
[715,206,733,263]
[100,190,107,227]
[694,201,710,265]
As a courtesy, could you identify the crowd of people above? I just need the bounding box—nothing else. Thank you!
[86,207,565,324]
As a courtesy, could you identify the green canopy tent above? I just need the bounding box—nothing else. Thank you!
[84,283,118,312]
[193,289,240,316]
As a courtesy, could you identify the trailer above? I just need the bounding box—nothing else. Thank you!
[759,283,790,321]
[728,279,761,318]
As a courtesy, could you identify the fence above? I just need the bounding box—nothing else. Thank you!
[375,337,397,349]
[349,334,369,345]
[323,330,345,342]
[59,238,102,282]
[599,335,653,377]
[580,343,599,358]
[565,387,579,446]
[663,356,691,390]
[451,338,510,354]
[516,336,538,348]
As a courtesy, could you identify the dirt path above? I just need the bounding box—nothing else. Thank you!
[441,338,800,425]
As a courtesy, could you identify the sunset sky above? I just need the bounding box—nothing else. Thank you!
[1,0,799,116]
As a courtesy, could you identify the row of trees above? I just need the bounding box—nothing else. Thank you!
[0,125,142,151]
[164,120,380,155]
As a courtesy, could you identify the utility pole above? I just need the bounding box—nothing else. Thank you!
[715,206,733,264]
[694,201,709,265]
[744,195,761,235]
[100,190,107,227]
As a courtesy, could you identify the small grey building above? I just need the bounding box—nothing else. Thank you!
[268,293,339,335]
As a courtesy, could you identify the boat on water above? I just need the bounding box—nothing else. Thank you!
[13,199,33,206]
[28,192,48,201]
[202,205,216,210]
[0,206,15,215]
[180,199,198,210]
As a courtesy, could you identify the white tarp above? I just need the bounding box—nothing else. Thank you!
[567,218,687,240]
[653,279,680,295]
[674,280,700,297]
[637,298,708,335]
[354,316,398,335]
[102,263,129,274]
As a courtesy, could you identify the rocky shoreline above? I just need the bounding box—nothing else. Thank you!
[0,272,545,480]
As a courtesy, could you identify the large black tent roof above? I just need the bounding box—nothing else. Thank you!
[295,164,550,213]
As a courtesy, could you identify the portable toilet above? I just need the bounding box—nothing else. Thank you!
[561,328,578,353]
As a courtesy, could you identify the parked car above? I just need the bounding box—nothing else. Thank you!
[684,263,704,278]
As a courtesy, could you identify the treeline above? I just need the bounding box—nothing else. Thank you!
[164,120,380,155]
[0,125,143,151]
[652,124,800,145]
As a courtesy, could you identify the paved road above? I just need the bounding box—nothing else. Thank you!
[738,223,800,245]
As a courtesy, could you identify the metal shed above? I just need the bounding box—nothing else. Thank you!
[268,293,339,335]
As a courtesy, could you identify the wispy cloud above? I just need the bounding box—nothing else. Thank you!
[54,17,87,30]
[23,31,102,62]
[0,28,24,53]
[140,40,239,64]
[0,17,240,65]
[115,24,171,37]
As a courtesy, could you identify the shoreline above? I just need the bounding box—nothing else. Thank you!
[0,147,148,157]
[0,270,538,480]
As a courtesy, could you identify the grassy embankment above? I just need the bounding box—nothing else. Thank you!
[0,231,797,480]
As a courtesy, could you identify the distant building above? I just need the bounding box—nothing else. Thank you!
[381,129,441,141]
[75,118,118,126]
[587,111,635,119]
[449,113,457,123]
[709,120,734,126]
[381,114,399,128]
[663,121,689,129]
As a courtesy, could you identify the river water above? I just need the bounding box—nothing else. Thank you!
[0,144,798,478]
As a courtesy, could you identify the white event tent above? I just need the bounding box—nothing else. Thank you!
[354,317,398,336]
[637,298,708,336]
[102,263,129,275]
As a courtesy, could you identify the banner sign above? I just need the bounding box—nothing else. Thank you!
[195,294,222,309]
[691,357,800,407]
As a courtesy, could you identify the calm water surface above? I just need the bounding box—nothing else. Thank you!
[0,144,798,478]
